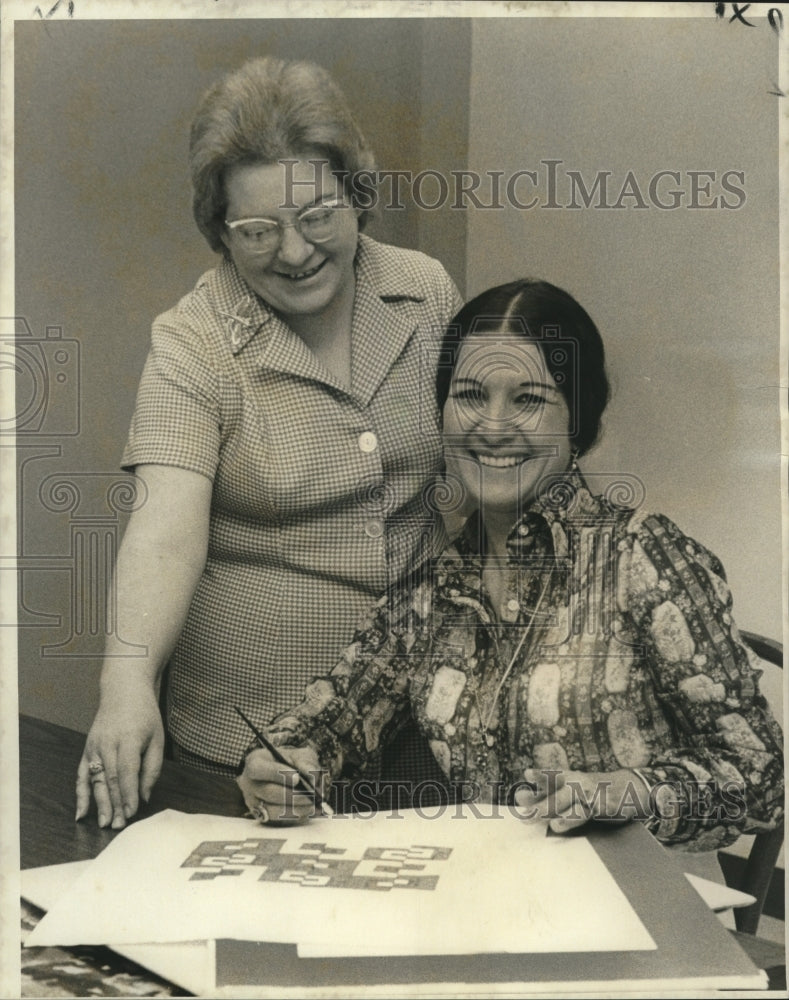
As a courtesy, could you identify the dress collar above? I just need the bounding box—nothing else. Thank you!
[208,235,430,402]
[351,233,428,302]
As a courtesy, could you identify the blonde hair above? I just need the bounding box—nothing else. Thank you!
[190,57,377,253]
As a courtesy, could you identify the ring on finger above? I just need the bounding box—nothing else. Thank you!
[252,804,270,824]
[88,761,105,780]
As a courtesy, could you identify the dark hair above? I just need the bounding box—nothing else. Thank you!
[190,57,377,254]
[436,279,610,456]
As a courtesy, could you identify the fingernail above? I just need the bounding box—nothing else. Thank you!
[123,803,133,818]
[112,817,125,830]
[98,813,108,827]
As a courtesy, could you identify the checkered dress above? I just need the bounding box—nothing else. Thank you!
[122,236,462,776]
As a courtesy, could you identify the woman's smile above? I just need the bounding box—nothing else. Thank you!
[472,450,543,468]
[272,259,328,282]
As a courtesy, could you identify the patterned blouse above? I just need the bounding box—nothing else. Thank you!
[267,471,784,850]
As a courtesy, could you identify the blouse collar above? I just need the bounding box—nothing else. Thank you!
[451,467,613,565]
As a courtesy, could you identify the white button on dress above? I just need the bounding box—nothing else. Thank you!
[358,431,378,453]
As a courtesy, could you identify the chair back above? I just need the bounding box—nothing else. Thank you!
[720,630,784,935]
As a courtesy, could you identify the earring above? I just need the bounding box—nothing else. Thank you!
[569,448,580,474]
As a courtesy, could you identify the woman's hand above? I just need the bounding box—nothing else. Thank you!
[75,683,164,830]
[75,465,211,830]
[237,746,327,825]
[513,768,651,834]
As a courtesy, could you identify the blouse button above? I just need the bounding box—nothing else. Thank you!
[501,598,520,622]
[358,431,378,453]
[364,519,384,538]
[518,524,530,537]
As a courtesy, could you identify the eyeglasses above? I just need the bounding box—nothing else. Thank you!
[224,200,352,254]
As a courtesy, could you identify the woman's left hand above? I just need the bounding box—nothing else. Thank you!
[513,768,651,834]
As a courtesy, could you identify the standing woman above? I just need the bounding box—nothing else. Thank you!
[75,57,461,828]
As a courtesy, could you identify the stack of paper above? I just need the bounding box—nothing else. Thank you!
[25,807,656,959]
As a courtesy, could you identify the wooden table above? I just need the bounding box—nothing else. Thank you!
[19,714,244,870]
[18,715,245,997]
[17,714,784,996]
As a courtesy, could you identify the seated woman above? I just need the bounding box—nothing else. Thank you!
[238,278,784,848]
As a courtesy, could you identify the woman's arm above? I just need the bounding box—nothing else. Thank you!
[75,464,212,829]
[621,512,784,849]
[237,589,429,820]
[514,514,783,844]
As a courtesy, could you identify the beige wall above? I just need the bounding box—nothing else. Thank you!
[466,18,782,650]
[13,18,469,731]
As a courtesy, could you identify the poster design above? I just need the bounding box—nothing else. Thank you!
[182,837,451,891]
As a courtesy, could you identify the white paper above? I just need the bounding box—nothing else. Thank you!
[26,807,655,957]
[683,872,755,913]
[21,862,216,997]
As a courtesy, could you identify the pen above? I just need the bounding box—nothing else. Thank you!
[234,705,333,817]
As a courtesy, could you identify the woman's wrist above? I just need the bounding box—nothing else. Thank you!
[98,661,160,702]
[622,768,654,820]
[236,739,262,776]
